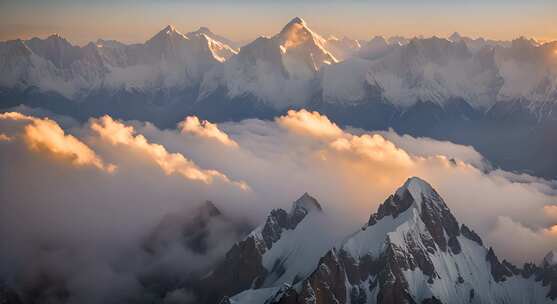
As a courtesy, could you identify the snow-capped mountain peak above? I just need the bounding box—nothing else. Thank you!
[290,192,323,215]
[367,176,452,226]
[276,16,337,66]
[147,25,187,45]
[200,193,338,303]
[396,176,449,212]
[186,26,240,52]
[281,17,306,29]
[198,17,340,108]
[161,25,178,35]
[258,193,323,249]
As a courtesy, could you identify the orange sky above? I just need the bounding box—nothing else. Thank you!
[0,1,556,45]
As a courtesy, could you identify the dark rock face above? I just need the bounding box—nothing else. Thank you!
[376,243,420,304]
[301,251,348,304]
[275,250,348,304]
[460,224,483,246]
[262,209,291,248]
[368,188,415,226]
[539,260,557,300]
[201,236,268,303]
[422,296,442,304]
[485,247,515,282]
[522,262,540,278]
[418,191,460,254]
[261,194,322,249]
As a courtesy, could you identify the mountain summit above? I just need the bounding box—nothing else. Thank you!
[200,192,334,303]
[221,177,557,304]
[275,17,338,72]
[199,17,339,107]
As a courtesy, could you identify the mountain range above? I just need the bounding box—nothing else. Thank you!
[1,17,557,178]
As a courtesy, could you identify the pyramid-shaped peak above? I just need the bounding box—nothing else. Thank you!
[147,25,187,45]
[369,177,449,226]
[151,25,184,39]
[280,17,310,34]
[291,192,322,214]
[397,177,436,199]
[287,17,306,27]
[162,25,177,33]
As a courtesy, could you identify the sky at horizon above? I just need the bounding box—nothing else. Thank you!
[1,0,556,45]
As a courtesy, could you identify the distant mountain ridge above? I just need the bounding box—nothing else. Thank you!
[2,17,556,114]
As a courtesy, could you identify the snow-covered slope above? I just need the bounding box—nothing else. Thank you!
[235,177,557,304]
[322,37,504,108]
[324,35,361,61]
[324,35,557,115]
[186,27,239,62]
[201,193,342,303]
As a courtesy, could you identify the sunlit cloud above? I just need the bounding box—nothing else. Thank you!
[545,205,557,220]
[548,225,557,235]
[90,115,248,190]
[276,109,343,140]
[178,116,238,148]
[329,134,413,165]
[0,112,115,172]
[0,133,13,141]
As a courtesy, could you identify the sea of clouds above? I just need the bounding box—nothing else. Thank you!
[1,106,556,303]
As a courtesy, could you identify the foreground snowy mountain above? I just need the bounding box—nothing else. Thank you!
[219,178,557,304]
